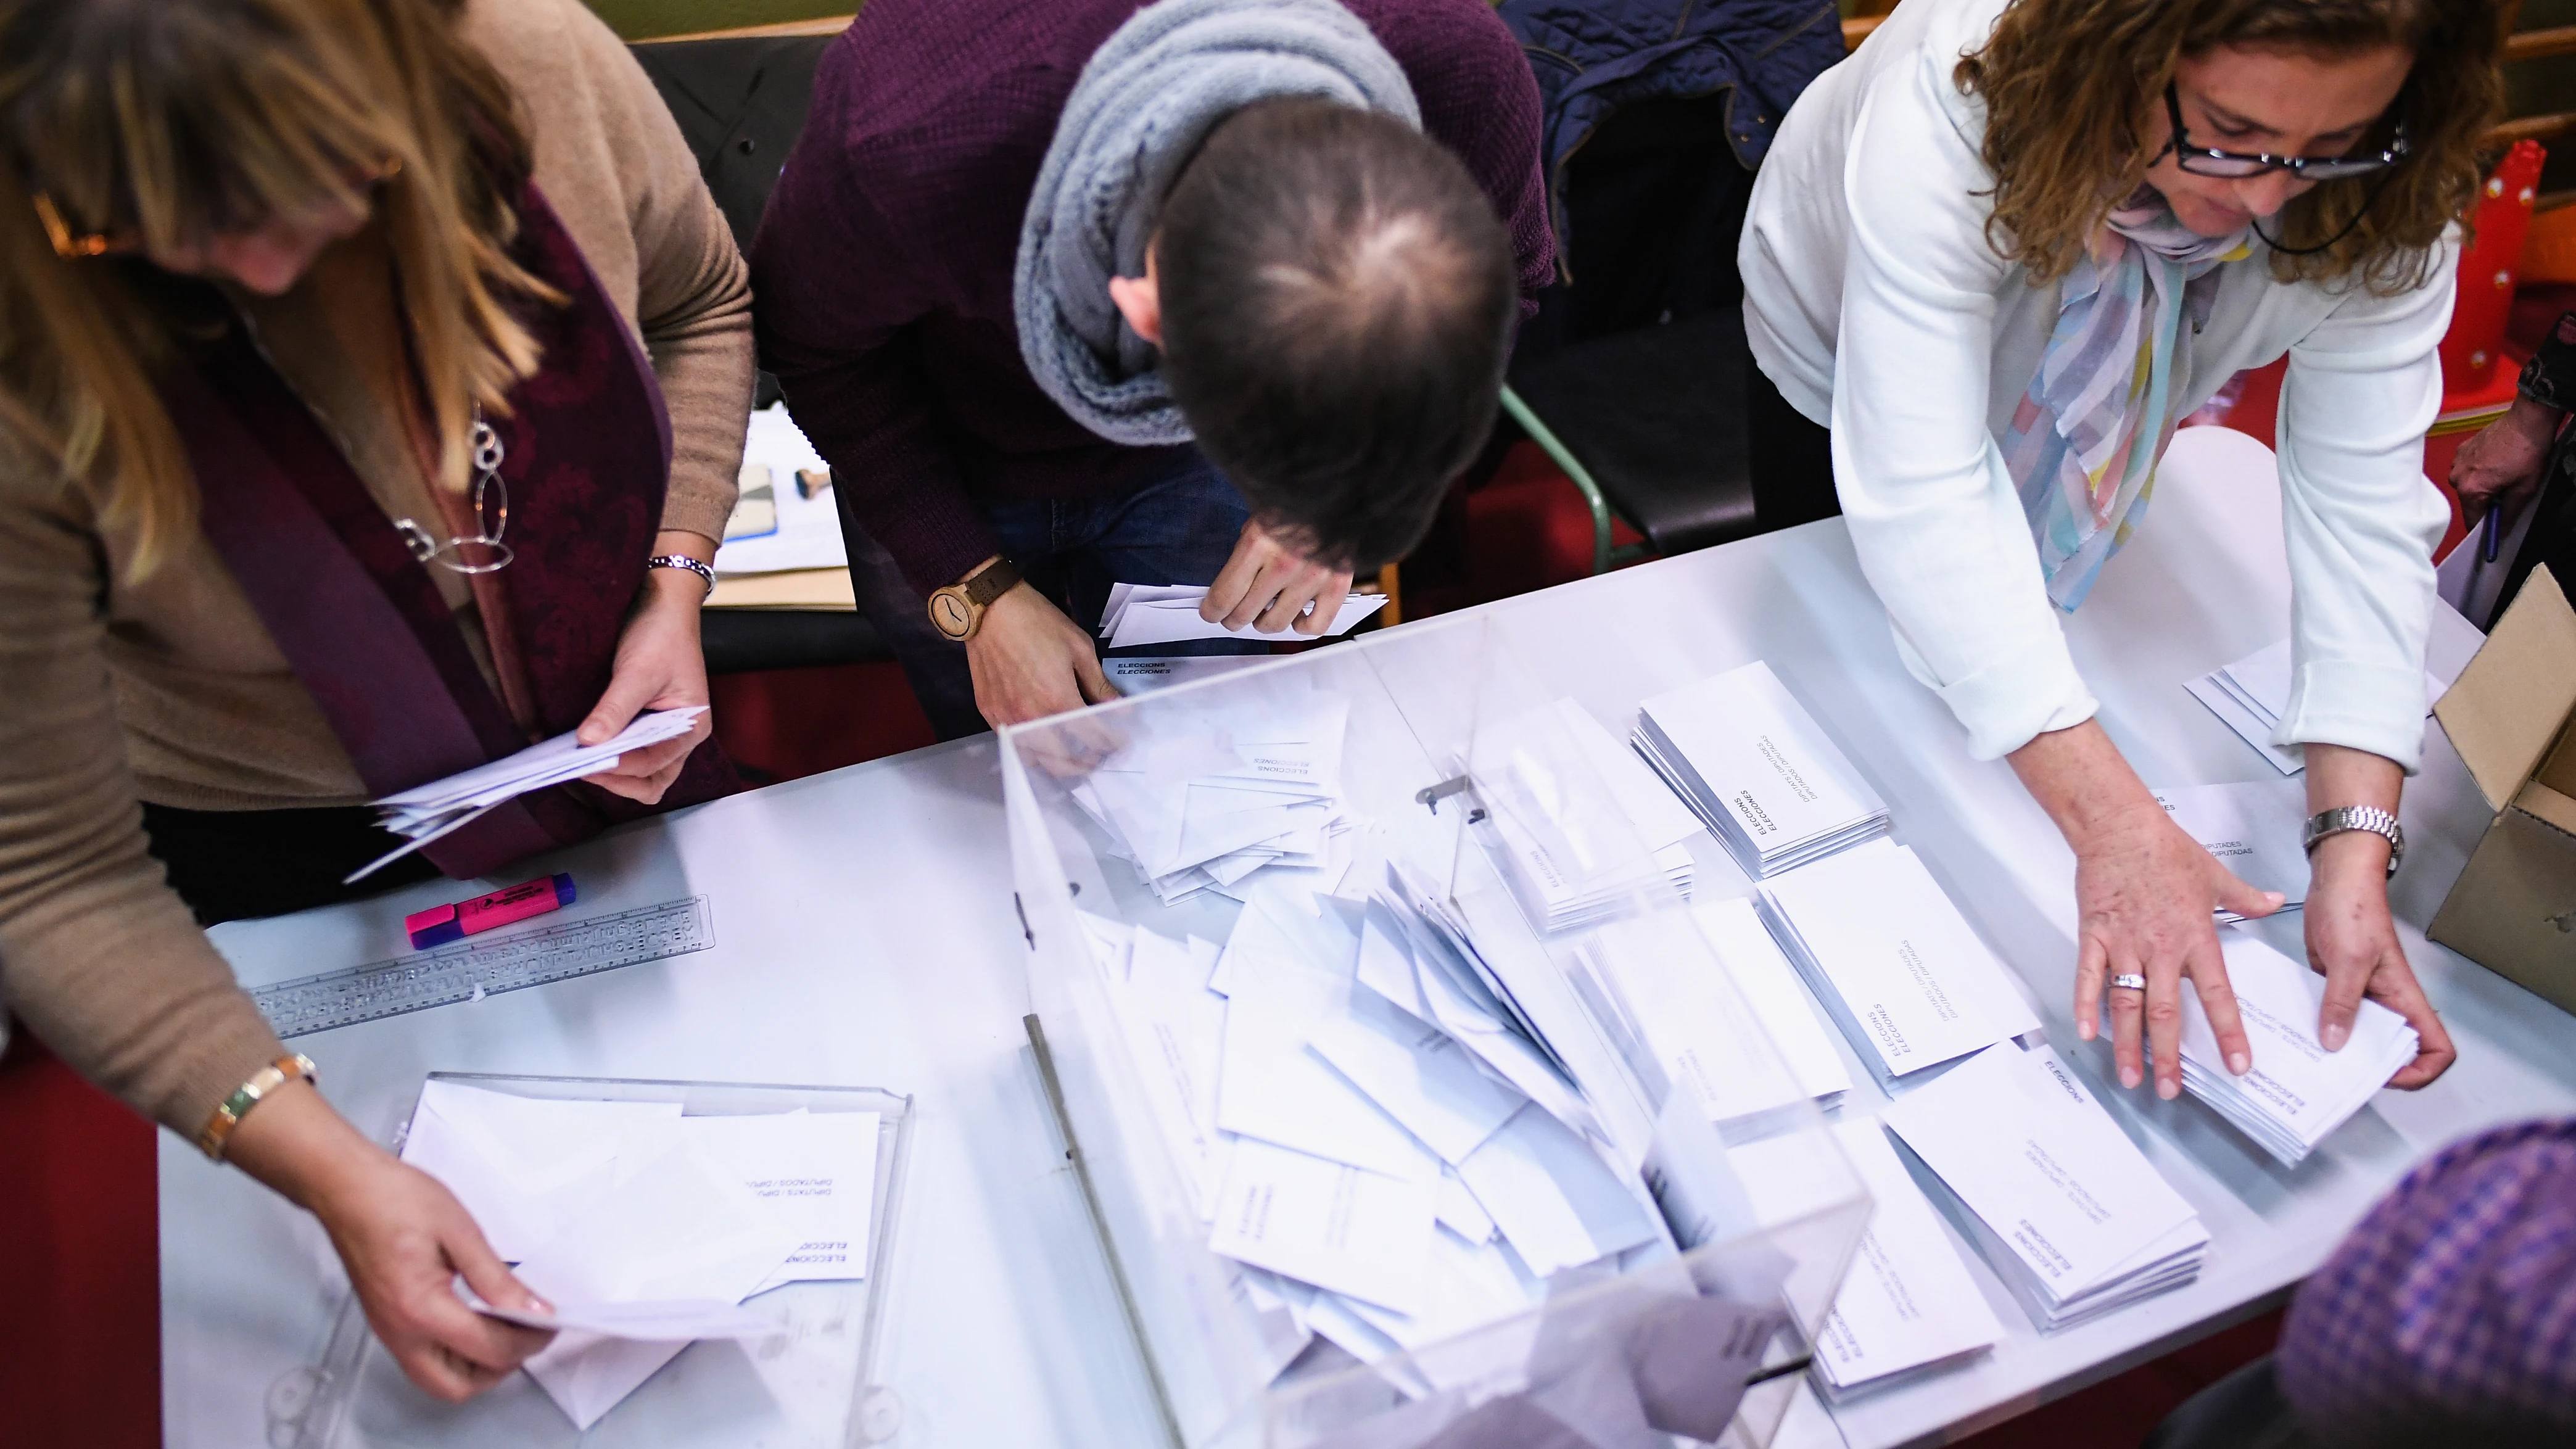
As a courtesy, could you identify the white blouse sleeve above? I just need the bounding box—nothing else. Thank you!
[1828,46,2095,761]
[2273,245,2454,774]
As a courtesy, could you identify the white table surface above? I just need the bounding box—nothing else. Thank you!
[163,426,2576,1449]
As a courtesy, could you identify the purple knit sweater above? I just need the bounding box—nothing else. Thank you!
[749,0,1554,598]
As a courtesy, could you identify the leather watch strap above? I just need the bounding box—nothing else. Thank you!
[964,556,1023,606]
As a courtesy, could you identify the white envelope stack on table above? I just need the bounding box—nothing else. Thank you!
[397,1082,880,1428]
[2176,935,2419,1166]
[1099,582,1389,651]
[1577,896,1851,1125]
[1078,865,1674,1392]
[1753,841,2041,1086]
[1484,698,1701,933]
[358,707,707,880]
[1804,1120,2005,1400]
[1070,686,1360,906]
[1883,1044,2209,1332]
[1631,661,1890,878]
[2185,638,2444,777]
[2153,778,2313,920]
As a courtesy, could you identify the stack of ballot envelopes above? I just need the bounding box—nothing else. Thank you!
[1754,840,2041,1086]
[1883,1044,2208,1332]
[1071,686,1359,906]
[398,1081,879,1428]
[1632,661,1891,878]
[1099,582,1389,651]
[1077,863,1677,1390]
[1482,698,1701,933]
[359,707,706,880]
[2175,934,2419,1166]
[2186,638,2444,777]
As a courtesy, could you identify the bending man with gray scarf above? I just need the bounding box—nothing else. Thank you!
[753,0,1551,737]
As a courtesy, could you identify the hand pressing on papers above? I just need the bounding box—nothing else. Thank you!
[965,582,1118,733]
[1203,518,1353,635]
[2010,720,2277,1099]
[579,530,716,803]
[226,1080,554,1401]
[2302,745,2454,1089]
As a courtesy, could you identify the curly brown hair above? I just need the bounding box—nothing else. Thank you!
[1955,0,2509,293]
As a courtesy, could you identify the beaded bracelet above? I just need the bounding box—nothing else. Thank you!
[196,1054,319,1161]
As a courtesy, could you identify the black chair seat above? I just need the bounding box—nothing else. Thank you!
[1506,306,1756,558]
[700,610,891,675]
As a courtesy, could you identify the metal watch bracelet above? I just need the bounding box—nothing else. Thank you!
[2301,805,2403,878]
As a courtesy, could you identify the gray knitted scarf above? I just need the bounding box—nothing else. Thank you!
[1014,0,1421,445]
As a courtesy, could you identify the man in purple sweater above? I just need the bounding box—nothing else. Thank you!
[752,0,1551,738]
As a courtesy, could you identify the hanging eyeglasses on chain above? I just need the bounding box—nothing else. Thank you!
[395,411,514,574]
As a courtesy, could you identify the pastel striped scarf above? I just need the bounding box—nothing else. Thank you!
[2008,193,2250,611]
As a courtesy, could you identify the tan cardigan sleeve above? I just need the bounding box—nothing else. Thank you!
[468,0,756,545]
[0,476,287,1136]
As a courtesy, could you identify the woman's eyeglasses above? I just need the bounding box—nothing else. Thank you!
[2161,81,2407,182]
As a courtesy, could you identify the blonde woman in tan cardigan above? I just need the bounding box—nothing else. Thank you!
[0,0,754,1400]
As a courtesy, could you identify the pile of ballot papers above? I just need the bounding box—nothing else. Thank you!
[2176,935,2419,1167]
[1481,698,1701,933]
[1070,687,1360,906]
[1884,1044,2208,1332]
[1632,661,1889,878]
[357,708,706,881]
[398,1081,879,1428]
[1754,841,2041,1086]
[2153,779,2313,920]
[2186,638,2445,777]
[1099,582,1389,651]
[1078,867,1674,1387]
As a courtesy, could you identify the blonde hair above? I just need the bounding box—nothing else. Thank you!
[0,0,557,577]
[1955,0,2509,292]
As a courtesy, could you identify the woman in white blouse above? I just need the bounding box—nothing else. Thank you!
[1742,0,2506,1099]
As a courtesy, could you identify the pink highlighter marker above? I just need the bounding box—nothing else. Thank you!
[406,873,577,950]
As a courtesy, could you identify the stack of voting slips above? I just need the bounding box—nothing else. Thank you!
[1484,698,1701,933]
[1578,898,1850,1125]
[397,1082,880,1428]
[2152,779,2312,920]
[1631,661,1889,878]
[1807,1119,2005,1399]
[2175,935,2419,1167]
[1099,582,1389,651]
[1076,869,1672,1390]
[1070,686,1358,905]
[2186,638,2444,777]
[1883,1044,2208,1332]
[1753,842,2040,1084]
[355,707,708,881]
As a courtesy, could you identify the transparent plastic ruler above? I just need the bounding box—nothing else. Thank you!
[252,896,715,1038]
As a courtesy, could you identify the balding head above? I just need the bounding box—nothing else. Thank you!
[1156,98,1517,571]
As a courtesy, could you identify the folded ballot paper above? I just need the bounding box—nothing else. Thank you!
[1754,842,2041,1085]
[1482,698,1701,933]
[397,1081,878,1428]
[2186,638,2444,777]
[1099,582,1389,651]
[1802,1119,2004,1399]
[1579,897,1851,1128]
[1070,686,1359,906]
[2153,778,2312,920]
[1077,867,1672,1387]
[352,707,708,881]
[1632,661,1890,878]
[2174,935,2418,1167]
[1883,1043,2208,1333]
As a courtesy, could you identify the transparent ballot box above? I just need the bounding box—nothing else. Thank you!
[268,1073,914,1449]
[1003,616,1870,1449]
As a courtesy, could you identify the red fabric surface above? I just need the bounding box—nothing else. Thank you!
[0,1029,160,1449]
[709,659,939,785]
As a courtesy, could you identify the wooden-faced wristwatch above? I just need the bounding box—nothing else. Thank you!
[928,556,1023,642]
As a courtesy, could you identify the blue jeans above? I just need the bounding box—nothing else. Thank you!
[841,450,1264,740]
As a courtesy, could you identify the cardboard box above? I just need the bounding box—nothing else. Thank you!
[2429,565,2576,1014]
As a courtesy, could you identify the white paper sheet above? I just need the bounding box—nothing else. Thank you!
[1208,1137,1438,1315]
[1805,1121,2004,1392]
[2153,780,2314,912]
[1308,986,1527,1165]
[677,1110,880,1289]
[1455,1104,1661,1278]
[1102,585,1388,649]
[712,404,847,576]
[398,1086,684,1261]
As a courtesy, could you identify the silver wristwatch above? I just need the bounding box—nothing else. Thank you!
[2302,806,2403,878]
